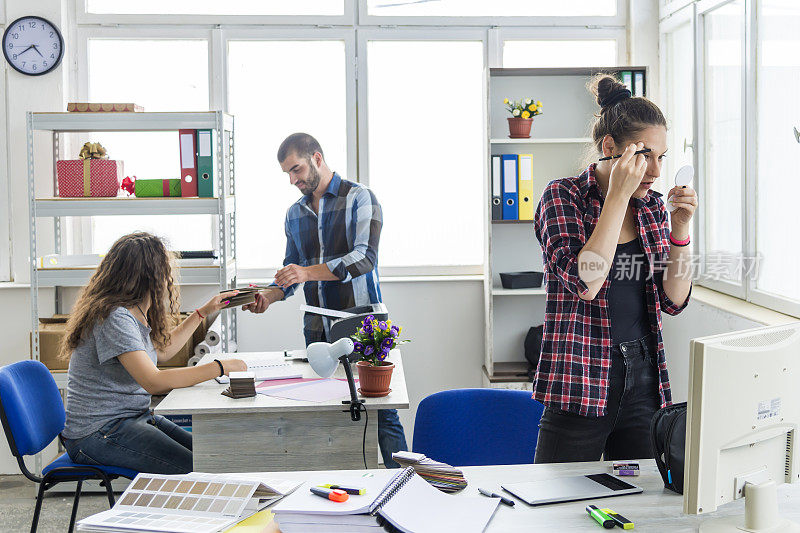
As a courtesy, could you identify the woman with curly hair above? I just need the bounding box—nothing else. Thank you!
[60,232,245,474]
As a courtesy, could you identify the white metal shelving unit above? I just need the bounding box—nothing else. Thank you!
[483,67,647,391]
[27,111,238,370]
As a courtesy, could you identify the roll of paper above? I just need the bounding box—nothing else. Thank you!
[187,355,203,367]
[193,341,221,357]
[205,312,222,346]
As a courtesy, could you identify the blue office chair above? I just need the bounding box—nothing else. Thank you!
[0,360,137,533]
[412,388,545,467]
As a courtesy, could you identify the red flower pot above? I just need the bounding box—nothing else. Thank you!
[508,117,533,139]
[356,361,394,397]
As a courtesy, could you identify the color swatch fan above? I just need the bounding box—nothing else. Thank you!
[391,451,468,493]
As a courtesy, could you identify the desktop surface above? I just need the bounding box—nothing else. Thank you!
[255,460,800,532]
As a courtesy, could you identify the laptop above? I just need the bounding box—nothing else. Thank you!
[501,473,642,506]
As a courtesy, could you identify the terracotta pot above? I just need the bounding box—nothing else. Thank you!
[356,361,394,397]
[508,117,533,138]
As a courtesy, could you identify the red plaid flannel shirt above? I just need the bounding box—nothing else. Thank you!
[533,163,691,417]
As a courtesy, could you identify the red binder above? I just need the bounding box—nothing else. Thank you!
[179,129,198,197]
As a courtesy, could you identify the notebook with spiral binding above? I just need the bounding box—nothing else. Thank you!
[272,467,499,533]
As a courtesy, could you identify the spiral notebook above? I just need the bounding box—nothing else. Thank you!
[272,467,499,533]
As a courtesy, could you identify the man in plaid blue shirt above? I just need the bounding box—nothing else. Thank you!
[244,133,408,467]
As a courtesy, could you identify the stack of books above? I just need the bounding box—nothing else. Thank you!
[391,451,468,493]
[223,371,256,399]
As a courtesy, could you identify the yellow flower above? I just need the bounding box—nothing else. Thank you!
[528,104,536,112]
[503,98,509,104]
[536,100,542,106]
[521,110,531,119]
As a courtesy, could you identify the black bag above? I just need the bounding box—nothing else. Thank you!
[650,402,687,494]
[524,325,544,381]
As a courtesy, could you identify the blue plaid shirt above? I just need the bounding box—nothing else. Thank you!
[274,172,383,344]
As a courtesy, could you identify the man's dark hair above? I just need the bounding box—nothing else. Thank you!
[277,133,324,163]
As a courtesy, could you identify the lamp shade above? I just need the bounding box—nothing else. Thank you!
[307,338,355,378]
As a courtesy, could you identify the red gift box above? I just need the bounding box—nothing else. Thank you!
[56,159,123,197]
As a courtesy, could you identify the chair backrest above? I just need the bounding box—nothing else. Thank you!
[0,360,65,457]
[412,388,545,467]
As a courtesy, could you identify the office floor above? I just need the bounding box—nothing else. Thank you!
[0,475,115,532]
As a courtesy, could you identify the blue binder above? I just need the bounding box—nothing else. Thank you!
[501,154,519,220]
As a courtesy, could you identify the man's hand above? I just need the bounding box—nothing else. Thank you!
[243,291,270,314]
[275,264,309,288]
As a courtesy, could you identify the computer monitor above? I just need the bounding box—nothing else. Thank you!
[684,322,800,532]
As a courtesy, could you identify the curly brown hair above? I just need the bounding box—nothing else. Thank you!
[588,73,666,153]
[61,232,180,359]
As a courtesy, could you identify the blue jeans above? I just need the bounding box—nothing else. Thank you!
[63,411,192,474]
[378,409,408,468]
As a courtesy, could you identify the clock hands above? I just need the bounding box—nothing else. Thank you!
[18,45,35,56]
[31,44,44,58]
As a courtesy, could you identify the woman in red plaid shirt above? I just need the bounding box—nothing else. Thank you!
[532,75,696,463]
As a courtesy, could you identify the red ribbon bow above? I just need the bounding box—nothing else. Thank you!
[121,176,135,196]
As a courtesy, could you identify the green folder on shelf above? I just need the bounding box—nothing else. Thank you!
[197,129,214,198]
[135,178,181,197]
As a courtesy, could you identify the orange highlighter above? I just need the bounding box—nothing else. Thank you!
[310,486,349,502]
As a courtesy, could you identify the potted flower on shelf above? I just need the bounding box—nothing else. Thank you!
[504,97,543,139]
[351,315,409,398]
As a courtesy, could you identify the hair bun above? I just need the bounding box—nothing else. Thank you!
[592,74,632,109]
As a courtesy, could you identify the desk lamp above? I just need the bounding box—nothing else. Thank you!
[307,338,365,422]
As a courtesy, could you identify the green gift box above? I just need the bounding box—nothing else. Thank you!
[135,179,181,197]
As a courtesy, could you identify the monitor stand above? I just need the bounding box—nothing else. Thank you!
[700,480,800,533]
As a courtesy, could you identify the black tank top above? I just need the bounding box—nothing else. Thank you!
[607,238,651,344]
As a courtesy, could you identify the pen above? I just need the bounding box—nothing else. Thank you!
[598,148,651,162]
[318,484,366,495]
[600,508,634,530]
[309,486,349,502]
[586,505,615,529]
[477,488,515,507]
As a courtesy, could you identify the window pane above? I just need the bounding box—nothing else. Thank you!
[368,0,615,17]
[367,41,484,267]
[703,2,743,259]
[87,0,343,16]
[87,39,210,254]
[755,0,800,301]
[228,41,347,270]
[503,40,617,68]
[664,22,695,189]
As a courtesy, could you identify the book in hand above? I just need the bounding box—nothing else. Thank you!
[220,287,260,309]
[391,451,468,493]
[76,472,300,533]
[272,467,499,533]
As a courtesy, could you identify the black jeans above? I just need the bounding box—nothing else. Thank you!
[533,334,661,463]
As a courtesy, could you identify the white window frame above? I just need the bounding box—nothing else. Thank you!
[358,0,628,28]
[72,3,629,277]
[76,0,356,26]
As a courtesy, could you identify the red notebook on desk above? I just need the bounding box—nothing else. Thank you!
[179,129,198,197]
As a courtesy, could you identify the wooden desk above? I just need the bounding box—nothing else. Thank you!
[154,351,409,473]
[253,460,800,532]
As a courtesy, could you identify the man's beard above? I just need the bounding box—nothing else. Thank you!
[298,160,321,195]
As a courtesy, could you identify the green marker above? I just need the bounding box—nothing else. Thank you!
[586,505,615,529]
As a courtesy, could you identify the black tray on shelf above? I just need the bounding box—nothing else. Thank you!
[499,271,543,289]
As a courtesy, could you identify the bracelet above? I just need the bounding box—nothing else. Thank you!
[195,308,205,320]
[213,358,224,377]
[670,232,691,247]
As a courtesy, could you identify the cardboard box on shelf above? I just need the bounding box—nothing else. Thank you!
[31,313,204,371]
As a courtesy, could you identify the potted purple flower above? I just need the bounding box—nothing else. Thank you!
[351,315,409,397]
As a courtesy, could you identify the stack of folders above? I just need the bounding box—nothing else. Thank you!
[491,154,534,221]
[618,70,646,97]
[76,472,300,533]
[222,371,256,399]
[272,467,499,533]
[391,451,468,493]
[178,129,214,197]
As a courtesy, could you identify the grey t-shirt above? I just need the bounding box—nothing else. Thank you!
[62,307,157,440]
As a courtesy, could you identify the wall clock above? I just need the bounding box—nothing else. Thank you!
[2,16,64,76]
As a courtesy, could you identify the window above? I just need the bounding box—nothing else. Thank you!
[702,1,744,265]
[228,40,349,270]
[754,0,800,305]
[366,0,616,17]
[0,55,8,281]
[86,0,343,16]
[503,40,618,68]
[87,39,210,253]
[662,19,694,190]
[366,40,484,267]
